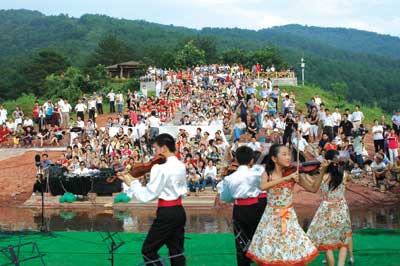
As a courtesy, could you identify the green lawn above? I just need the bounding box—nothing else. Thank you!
[0,229,399,266]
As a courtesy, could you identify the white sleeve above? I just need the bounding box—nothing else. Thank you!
[128,164,166,203]
[217,179,234,203]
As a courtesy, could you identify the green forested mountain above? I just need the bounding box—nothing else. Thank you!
[1,9,400,112]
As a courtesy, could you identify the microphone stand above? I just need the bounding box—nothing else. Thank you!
[36,164,46,232]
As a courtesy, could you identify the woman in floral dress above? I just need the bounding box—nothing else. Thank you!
[307,152,352,266]
[246,144,326,266]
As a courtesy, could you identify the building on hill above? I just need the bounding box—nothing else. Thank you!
[106,61,144,78]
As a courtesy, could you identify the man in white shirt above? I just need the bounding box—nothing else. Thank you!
[75,99,87,121]
[391,110,400,136]
[332,106,342,138]
[74,161,90,175]
[23,116,33,128]
[292,130,309,162]
[323,108,334,141]
[351,105,364,130]
[88,96,97,123]
[147,111,161,141]
[106,89,116,113]
[118,134,187,266]
[116,90,124,114]
[217,146,263,266]
[247,137,262,151]
[61,99,72,129]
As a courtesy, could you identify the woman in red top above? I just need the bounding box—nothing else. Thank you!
[0,123,11,146]
[387,128,399,163]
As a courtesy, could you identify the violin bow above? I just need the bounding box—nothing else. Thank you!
[296,128,301,177]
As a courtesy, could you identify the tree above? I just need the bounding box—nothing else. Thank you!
[87,33,135,67]
[221,49,247,65]
[250,46,286,70]
[45,67,85,104]
[331,82,349,106]
[194,35,218,64]
[20,49,70,95]
[174,40,206,69]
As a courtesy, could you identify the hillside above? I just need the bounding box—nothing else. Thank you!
[1,9,400,112]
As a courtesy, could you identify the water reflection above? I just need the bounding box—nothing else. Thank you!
[0,206,398,233]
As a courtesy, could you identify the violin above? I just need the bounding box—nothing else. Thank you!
[282,161,321,177]
[221,160,239,177]
[107,154,167,183]
[128,154,166,178]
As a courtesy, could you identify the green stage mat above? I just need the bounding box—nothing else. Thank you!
[0,229,399,265]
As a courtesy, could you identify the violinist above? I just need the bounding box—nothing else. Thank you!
[246,144,324,266]
[118,133,187,266]
[217,146,264,266]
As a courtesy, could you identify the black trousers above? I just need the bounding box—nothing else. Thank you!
[89,108,96,123]
[110,101,115,113]
[142,205,186,266]
[96,103,103,115]
[323,126,334,141]
[232,203,263,266]
[77,111,84,121]
[374,139,385,153]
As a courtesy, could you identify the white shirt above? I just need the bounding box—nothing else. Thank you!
[23,119,33,127]
[217,165,261,203]
[125,156,187,202]
[116,93,124,103]
[372,125,384,140]
[300,122,311,136]
[351,111,364,122]
[148,116,161,128]
[323,115,334,127]
[61,103,72,113]
[247,141,261,151]
[292,137,308,152]
[0,108,7,123]
[203,166,217,179]
[332,112,342,127]
[88,100,96,109]
[107,92,115,101]
[75,103,86,112]
[74,167,90,175]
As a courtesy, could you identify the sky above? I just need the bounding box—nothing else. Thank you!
[2,0,400,37]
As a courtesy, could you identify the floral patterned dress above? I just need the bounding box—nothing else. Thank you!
[246,181,318,266]
[307,178,352,251]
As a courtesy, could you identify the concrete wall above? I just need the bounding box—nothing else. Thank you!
[254,78,298,87]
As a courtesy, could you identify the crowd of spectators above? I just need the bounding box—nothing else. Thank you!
[1,63,399,194]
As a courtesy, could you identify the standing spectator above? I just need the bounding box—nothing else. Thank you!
[107,89,116,113]
[339,114,353,140]
[88,96,97,123]
[391,111,400,136]
[332,106,342,137]
[372,119,384,153]
[32,101,40,128]
[351,105,364,130]
[61,99,72,129]
[43,99,54,125]
[116,90,124,114]
[147,110,161,141]
[75,99,87,121]
[308,107,319,143]
[0,105,7,124]
[323,108,334,141]
[12,106,24,129]
[96,92,104,115]
[387,128,399,163]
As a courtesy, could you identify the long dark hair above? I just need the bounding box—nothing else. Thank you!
[325,150,344,191]
[264,144,286,175]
